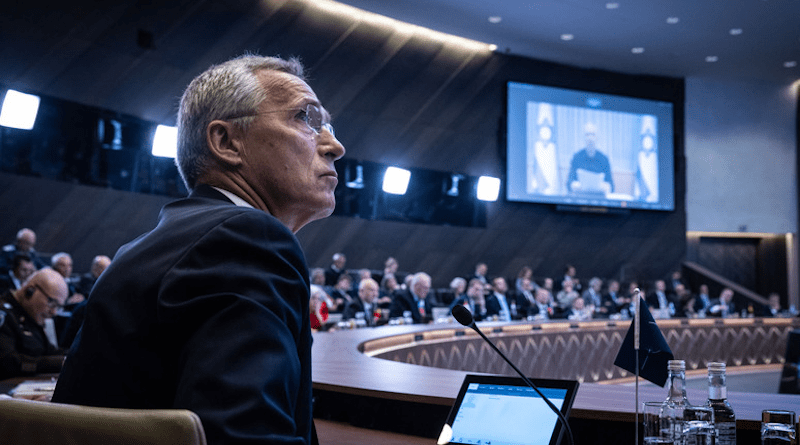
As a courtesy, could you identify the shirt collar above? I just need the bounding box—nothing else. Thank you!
[212,187,254,209]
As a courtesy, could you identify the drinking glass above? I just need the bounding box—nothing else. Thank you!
[761,410,796,445]
[683,405,716,445]
[643,402,674,445]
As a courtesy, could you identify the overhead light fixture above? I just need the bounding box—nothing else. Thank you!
[152,125,178,158]
[784,61,797,68]
[477,176,500,202]
[705,56,719,63]
[729,28,743,36]
[488,16,502,24]
[0,90,41,130]
[560,34,574,41]
[382,167,410,195]
[666,17,680,24]
[631,47,645,54]
[605,3,620,9]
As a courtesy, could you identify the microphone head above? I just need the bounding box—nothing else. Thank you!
[451,305,475,327]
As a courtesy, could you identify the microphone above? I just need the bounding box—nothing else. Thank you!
[451,305,575,445]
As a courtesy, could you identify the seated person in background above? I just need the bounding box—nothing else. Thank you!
[487,277,514,321]
[556,278,580,310]
[763,292,783,317]
[342,278,379,326]
[450,278,489,321]
[377,274,398,308]
[582,277,607,318]
[0,253,36,294]
[469,262,489,285]
[529,288,555,320]
[324,252,346,286]
[310,267,326,287]
[51,252,85,307]
[540,277,555,303]
[708,288,737,317]
[514,276,537,318]
[329,274,354,313]
[77,255,111,296]
[602,279,629,315]
[309,284,330,331]
[0,268,68,379]
[389,272,435,323]
[1,228,46,272]
[674,284,692,317]
[646,279,676,316]
[694,284,712,315]
[564,296,591,321]
[515,266,536,295]
[566,123,614,194]
[446,276,467,308]
[381,256,399,283]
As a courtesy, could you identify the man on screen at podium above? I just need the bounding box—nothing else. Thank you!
[566,122,614,194]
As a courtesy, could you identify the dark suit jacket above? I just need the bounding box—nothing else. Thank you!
[388,289,434,323]
[52,185,316,445]
[342,298,376,326]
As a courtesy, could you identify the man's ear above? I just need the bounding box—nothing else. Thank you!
[206,120,244,167]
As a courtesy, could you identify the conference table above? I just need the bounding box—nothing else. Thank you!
[311,316,800,443]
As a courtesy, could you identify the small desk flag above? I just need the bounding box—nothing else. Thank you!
[613,300,674,387]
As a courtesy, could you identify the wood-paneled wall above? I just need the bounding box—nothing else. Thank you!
[0,1,687,286]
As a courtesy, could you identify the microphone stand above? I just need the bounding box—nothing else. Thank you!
[634,289,641,445]
[453,306,575,445]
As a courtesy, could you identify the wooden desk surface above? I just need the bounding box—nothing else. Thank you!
[312,320,800,430]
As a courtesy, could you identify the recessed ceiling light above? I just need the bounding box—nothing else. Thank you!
[631,47,644,54]
[606,3,619,9]
[488,44,498,51]
[705,56,719,62]
[729,28,743,35]
[666,17,680,24]
[560,34,574,41]
[488,16,502,24]
[785,61,798,68]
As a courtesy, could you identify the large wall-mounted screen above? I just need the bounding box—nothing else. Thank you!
[506,81,675,211]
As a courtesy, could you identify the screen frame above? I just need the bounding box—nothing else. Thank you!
[442,374,580,445]
[505,80,676,212]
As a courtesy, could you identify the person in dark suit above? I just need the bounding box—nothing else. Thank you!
[450,278,489,322]
[324,253,346,286]
[52,55,345,445]
[0,228,46,273]
[708,288,737,318]
[342,278,379,326]
[646,279,676,317]
[389,272,435,323]
[0,253,36,294]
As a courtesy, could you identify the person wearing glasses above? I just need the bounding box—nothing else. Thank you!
[53,55,345,445]
[0,268,68,380]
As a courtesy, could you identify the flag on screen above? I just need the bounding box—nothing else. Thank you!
[613,298,674,387]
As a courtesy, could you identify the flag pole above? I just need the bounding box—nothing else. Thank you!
[634,289,641,445]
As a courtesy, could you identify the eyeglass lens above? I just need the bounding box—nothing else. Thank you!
[304,105,334,137]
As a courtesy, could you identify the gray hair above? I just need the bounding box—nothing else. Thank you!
[176,54,305,190]
[51,252,71,266]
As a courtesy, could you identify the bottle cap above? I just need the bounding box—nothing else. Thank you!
[668,359,685,371]
[708,362,726,372]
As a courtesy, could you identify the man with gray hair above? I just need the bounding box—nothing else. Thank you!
[389,272,435,323]
[53,55,345,445]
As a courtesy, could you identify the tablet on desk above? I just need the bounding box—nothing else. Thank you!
[438,374,579,445]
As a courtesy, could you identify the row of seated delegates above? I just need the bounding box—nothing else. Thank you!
[0,268,69,380]
[57,255,112,349]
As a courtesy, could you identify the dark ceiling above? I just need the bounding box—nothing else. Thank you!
[1,0,797,127]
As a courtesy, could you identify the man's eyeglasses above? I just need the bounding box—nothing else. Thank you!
[33,284,63,310]
[226,104,334,137]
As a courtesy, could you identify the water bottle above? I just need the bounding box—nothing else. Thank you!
[663,360,690,444]
[706,362,736,445]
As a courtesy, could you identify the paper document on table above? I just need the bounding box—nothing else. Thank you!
[11,380,57,399]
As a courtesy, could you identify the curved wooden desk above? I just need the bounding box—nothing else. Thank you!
[312,317,800,439]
